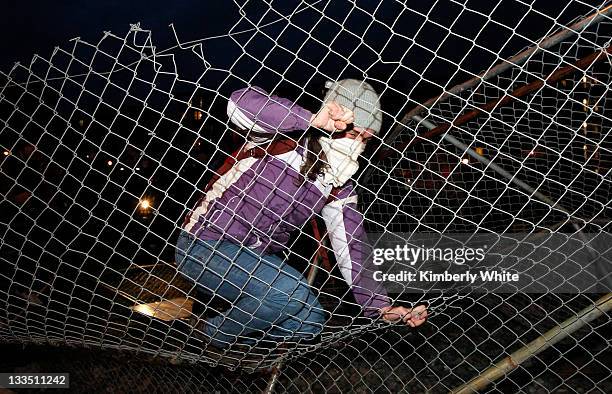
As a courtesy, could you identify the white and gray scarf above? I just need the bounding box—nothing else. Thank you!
[318,136,366,187]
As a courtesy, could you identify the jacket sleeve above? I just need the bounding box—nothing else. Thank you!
[227,86,313,140]
[321,182,391,317]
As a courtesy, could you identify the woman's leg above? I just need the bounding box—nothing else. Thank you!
[175,233,326,348]
[265,286,326,343]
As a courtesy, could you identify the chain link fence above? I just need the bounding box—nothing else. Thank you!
[1,1,611,392]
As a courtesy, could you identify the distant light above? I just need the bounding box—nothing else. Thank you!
[136,167,141,171]
[461,158,469,165]
[582,76,587,84]
[120,167,124,171]
[582,98,588,105]
[138,198,152,216]
[86,154,90,159]
[139,199,151,210]
[583,122,588,129]
[528,150,536,156]
[3,150,9,156]
[107,160,113,166]
[194,111,203,121]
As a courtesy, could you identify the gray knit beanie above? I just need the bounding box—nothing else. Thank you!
[321,79,382,134]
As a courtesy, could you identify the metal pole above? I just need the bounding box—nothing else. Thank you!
[412,115,583,222]
[381,3,612,151]
[414,114,610,288]
[264,365,282,394]
[451,293,612,394]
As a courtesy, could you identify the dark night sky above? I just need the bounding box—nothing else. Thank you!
[2,1,608,75]
[7,2,266,68]
[1,1,244,71]
[0,0,609,127]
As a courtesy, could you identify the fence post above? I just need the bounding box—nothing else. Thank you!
[451,293,612,394]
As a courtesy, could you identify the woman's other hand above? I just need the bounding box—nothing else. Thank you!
[380,305,428,328]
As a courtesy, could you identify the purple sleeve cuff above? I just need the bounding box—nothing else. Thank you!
[361,295,392,318]
[229,86,312,134]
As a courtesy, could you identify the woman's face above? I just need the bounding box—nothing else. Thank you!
[332,126,375,143]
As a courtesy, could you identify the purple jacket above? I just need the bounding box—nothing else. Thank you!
[183,86,390,317]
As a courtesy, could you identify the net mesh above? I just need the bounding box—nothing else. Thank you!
[1,0,611,392]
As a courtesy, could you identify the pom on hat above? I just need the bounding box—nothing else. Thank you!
[321,79,382,134]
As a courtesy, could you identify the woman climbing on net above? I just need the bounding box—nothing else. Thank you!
[175,79,427,348]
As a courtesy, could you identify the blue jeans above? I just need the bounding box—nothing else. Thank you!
[175,232,326,348]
